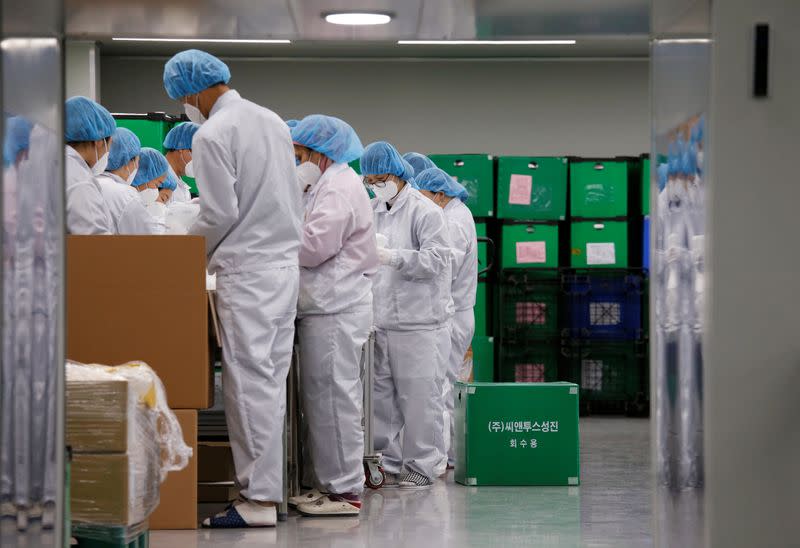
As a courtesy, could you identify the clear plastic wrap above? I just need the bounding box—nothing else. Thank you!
[164,201,200,235]
[66,361,193,529]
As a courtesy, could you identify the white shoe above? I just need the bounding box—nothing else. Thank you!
[297,495,361,517]
[288,489,327,508]
[201,499,277,528]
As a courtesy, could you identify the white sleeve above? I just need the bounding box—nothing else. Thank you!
[448,220,470,283]
[117,198,166,235]
[66,180,113,235]
[392,208,452,280]
[187,134,238,257]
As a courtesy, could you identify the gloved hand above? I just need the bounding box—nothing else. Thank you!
[378,247,394,266]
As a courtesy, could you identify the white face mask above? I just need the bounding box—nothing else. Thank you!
[125,165,138,185]
[183,157,195,178]
[92,140,109,175]
[139,187,159,205]
[296,161,322,192]
[373,180,399,203]
[184,96,206,125]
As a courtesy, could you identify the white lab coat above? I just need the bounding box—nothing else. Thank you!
[371,184,453,478]
[96,172,166,235]
[167,166,192,204]
[296,162,378,494]
[188,89,301,502]
[441,198,478,465]
[64,146,113,235]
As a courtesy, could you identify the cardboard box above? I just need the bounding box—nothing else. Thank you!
[198,484,239,503]
[455,382,580,486]
[150,410,198,530]
[67,379,132,453]
[71,451,160,526]
[66,236,213,409]
[197,442,235,484]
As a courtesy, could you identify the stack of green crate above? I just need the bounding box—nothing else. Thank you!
[495,156,568,382]
[429,155,497,381]
[569,159,630,268]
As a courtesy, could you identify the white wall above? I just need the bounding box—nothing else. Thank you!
[706,1,800,547]
[100,57,649,157]
[67,41,101,100]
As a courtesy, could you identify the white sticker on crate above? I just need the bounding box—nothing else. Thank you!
[570,386,578,395]
[568,477,579,486]
[516,241,546,264]
[586,242,616,265]
[467,477,477,486]
[508,174,533,205]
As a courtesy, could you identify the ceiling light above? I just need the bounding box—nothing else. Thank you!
[324,12,392,26]
[398,40,576,45]
[112,38,291,44]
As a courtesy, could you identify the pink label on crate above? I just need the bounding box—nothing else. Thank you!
[516,364,546,383]
[516,241,546,264]
[508,174,533,205]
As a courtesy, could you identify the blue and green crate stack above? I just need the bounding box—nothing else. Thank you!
[429,154,497,382]
[564,156,649,415]
[494,156,568,384]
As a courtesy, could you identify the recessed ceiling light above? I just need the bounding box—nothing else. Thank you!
[112,37,291,44]
[397,40,576,45]
[324,12,392,26]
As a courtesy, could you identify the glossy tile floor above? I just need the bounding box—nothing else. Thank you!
[152,417,652,548]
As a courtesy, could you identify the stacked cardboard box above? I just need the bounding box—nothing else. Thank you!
[67,369,161,531]
[67,236,214,529]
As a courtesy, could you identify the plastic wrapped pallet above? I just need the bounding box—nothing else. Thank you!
[66,361,192,539]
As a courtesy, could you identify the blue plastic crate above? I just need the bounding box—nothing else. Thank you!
[643,216,650,270]
[564,271,644,340]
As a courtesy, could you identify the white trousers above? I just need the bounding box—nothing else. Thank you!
[216,267,298,502]
[297,304,372,495]
[373,326,450,478]
[444,309,475,464]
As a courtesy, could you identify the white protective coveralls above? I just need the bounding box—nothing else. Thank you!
[372,184,453,479]
[441,198,478,464]
[64,146,113,235]
[168,166,193,204]
[96,172,166,234]
[297,162,379,495]
[189,90,302,502]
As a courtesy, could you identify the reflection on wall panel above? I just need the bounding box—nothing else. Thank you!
[0,35,64,548]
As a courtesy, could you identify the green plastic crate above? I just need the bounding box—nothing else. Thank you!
[564,342,644,414]
[570,160,628,218]
[476,222,489,276]
[475,282,489,336]
[349,159,361,174]
[455,382,580,486]
[471,335,494,382]
[641,157,651,215]
[496,157,568,220]
[113,117,171,153]
[501,223,559,269]
[571,221,628,268]
[498,342,560,383]
[429,154,494,218]
[497,270,561,339]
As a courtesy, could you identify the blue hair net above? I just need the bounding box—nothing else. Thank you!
[286,119,299,129]
[657,162,669,192]
[132,148,169,187]
[3,116,33,167]
[163,122,200,151]
[291,114,364,164]
[163,49,231,100]
[360,141,415,181]
[415,167,469,202]
[160,170,179,191]
[681,146,697,176]
[107,128,141,172]
[402,152,436,176]
[65,96,116,142]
